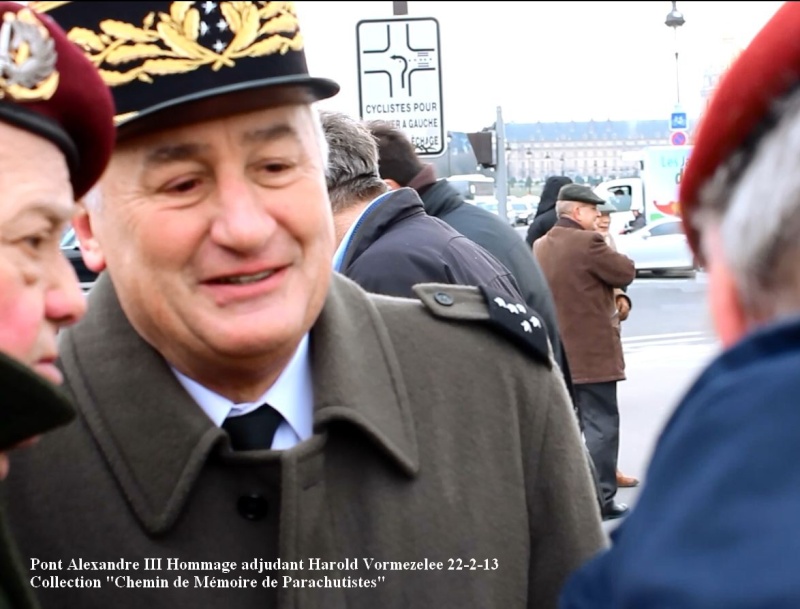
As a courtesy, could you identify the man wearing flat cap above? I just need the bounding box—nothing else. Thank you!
[6,3,604,608]
[0,2,116,607]
[534,184,635,522]
[560,3,800,607]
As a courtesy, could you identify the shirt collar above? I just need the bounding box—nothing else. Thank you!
[171,334,313,442]
[332,190,392,272]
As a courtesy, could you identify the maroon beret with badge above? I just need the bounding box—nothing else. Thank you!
[679,2,800,255]
[0,1,115,198]
[32,1,340,141]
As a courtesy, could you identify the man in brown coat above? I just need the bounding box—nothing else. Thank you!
[534,184,636,521]
[5,3,605,608]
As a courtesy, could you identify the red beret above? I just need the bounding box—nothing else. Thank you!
[0,2,115,198]
[679,2,800,255]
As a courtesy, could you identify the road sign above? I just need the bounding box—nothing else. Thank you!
[670,111,687,130]
[357,17,444,157]
[670,130,687,146]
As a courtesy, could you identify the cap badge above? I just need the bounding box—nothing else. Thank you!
[0,8,59,101]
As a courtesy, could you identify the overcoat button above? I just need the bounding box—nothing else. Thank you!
[434,291,454,306]
[237,494,269,521]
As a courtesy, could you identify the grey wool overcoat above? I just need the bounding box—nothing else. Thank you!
[6,273,605,609]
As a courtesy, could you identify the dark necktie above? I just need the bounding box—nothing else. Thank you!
[222,404,283,451]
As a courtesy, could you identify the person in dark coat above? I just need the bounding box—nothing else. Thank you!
[322,111,522,302]
[561,4,800,607]
[526,176,573,246]
[0,3,116,608]
[367,121,571,385]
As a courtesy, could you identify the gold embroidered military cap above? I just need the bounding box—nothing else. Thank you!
[32,1,339,139]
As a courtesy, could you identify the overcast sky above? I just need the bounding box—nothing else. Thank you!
[297,1,785,132]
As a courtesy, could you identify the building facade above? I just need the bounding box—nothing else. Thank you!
[503,119,696,184]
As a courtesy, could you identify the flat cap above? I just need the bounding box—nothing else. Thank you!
[679,2,800,255]
[33,1,340,141]
[557,183,606,206]
[597,200,617,214]
[0,1,115,198]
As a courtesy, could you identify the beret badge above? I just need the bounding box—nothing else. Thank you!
[0,8,59,102]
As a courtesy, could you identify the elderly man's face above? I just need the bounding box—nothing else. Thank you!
[79,104,335,398]
[574,202,600,231]
[0,123,86,385]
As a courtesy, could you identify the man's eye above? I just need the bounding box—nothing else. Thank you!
[167,178,201,194]
[24,234,46,251]
[262,161,292,173]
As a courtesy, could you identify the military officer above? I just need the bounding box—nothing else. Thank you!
[7,3,605,608]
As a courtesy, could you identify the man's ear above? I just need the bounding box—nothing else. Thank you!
[383,178,402,191]
[72,203,107,274]
[706,226,747,348]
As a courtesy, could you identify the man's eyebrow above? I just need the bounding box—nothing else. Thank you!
[16,202,74,226]
[144,142,208,167]
[241,123,300,145]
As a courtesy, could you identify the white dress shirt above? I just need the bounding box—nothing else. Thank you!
[171,334,313,450]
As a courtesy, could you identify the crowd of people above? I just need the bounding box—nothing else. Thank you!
[2,1,800,608]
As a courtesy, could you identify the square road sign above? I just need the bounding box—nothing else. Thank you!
[670,112,687,130]
[356,17,444,157]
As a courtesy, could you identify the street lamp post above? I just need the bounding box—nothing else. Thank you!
[665,1,685,105]
[446,132,453,177]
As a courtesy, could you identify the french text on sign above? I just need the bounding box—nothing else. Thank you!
[357,17,445,157]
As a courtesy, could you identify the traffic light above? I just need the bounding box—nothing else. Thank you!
[467,131,496,169]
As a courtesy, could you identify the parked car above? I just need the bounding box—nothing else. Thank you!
[509,199,538,226]
[614,217,697,275]
[476,200,527,227]
[60,227,98,287]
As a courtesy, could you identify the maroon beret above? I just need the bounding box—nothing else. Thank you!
[0,2,115,198]
[679,2,800,255]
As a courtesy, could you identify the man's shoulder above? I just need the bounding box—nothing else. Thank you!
[548,225,603,248]
[366,282,553,368]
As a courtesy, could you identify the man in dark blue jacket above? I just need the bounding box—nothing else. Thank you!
[367,121,569,378]
[561,4,800,607]
[322,111,523,305]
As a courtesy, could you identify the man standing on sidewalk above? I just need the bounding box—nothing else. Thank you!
[534,185,636,520]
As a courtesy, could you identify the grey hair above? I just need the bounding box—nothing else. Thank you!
[694,87,800,321]
[556,199,578,217]
[82,184,103,212]
[319,110,388,213]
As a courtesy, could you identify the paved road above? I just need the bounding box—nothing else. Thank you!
[610,273,719,528]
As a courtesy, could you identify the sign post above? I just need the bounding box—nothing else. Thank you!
[356,17,444,157]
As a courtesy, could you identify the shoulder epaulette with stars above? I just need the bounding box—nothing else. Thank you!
[412,284,552,367]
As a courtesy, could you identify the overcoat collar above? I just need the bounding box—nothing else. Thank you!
[554,216,584,230]
[58,272,418,534]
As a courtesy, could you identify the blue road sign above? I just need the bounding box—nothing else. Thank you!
[670,112,687,130]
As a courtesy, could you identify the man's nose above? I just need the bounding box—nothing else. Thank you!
[46,252,87,329]
[210,179,276,252]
